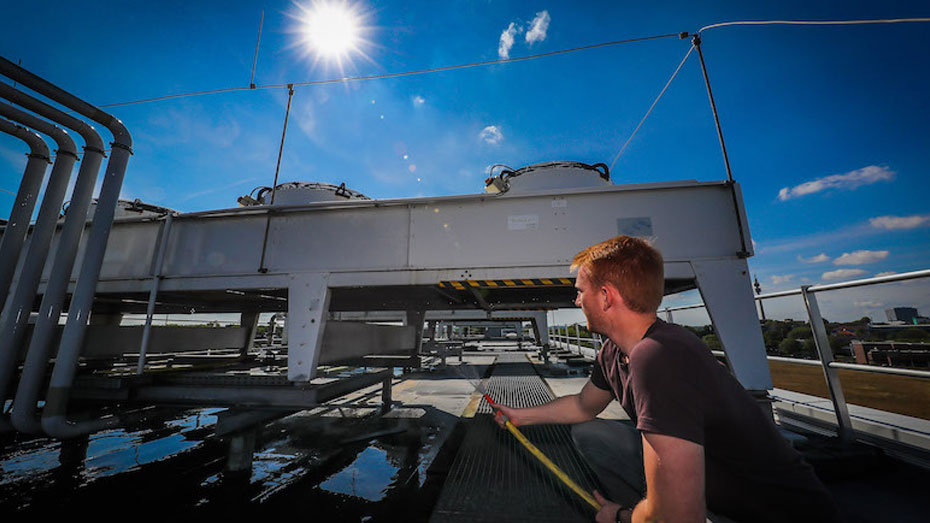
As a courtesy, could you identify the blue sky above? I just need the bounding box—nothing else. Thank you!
[1,1,928,324]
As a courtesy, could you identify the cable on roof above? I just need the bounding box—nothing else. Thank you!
[607,16,930,171]
[699,17,930,33]
[609,44,695,172]
[98,32,683,108]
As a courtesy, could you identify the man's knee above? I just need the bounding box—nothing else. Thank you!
[571,419,646,504]
[571,419,640,458]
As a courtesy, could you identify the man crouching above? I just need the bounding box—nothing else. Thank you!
[493,235,841,522]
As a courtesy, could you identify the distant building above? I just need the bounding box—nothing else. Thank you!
[886,307,919,324]
[851,340,930,368]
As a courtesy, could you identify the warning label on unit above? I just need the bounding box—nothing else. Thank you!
[508,214,539,230]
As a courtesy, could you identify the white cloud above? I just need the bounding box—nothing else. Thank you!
[412,95,425,107]
[822,268,867,281]
[770,274,795,285]
[797,253,830,264]
[479,125,503,145]
[833,249,889,266]
[525,11,550,44]
[869,214,930,230]
[777,165,895,201]
[498,22,522,59]
[875,271,897,277]
[854,300,884,309]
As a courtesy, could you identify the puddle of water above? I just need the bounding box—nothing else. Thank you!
[1,403,459,520]
[319,445,400,502]
[0,440,62,485]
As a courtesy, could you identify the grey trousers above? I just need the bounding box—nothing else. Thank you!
[571,419,736,523]
[570,419,645,507]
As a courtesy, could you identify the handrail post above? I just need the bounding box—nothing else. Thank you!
[801,285,853,441]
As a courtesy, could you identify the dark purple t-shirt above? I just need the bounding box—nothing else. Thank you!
[591,319,841,522]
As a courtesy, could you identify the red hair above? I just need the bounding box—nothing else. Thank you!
[571,236,664,313]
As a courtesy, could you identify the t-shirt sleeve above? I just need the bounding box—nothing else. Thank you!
[629,341,705,445]
[590,348,611,391]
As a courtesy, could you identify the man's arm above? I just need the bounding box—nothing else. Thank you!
[631,432,705,523]
[494,380,612,427]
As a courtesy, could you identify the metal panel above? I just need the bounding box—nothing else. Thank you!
[287,273,331,382]
[409,183,744,268]
[318,321,415,364]
[692,258,772,391]
[53,181,742,289]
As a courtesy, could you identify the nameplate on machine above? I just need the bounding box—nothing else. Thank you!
[508,214,539,231]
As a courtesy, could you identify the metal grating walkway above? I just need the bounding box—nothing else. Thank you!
[430,353,603,522]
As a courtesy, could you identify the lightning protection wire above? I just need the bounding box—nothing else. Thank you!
[98,32,683,108]
[608,16,930,171]
[699,17,930,33]
[609,44,695,172]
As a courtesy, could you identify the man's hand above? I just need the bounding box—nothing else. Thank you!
[492,403,521,428]
[593,490,624,523]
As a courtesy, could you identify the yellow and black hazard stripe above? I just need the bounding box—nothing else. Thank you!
[439,278,574,290]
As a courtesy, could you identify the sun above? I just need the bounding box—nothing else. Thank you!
[289,0,373,72]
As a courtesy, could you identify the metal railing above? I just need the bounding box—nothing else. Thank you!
[549,268,930,442]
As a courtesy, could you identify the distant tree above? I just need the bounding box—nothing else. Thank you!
[778,337,802,357]
[893,328,930,342]
[829,335,849,357]
[686,326,712,338]
[702,334,722,351]
[763,329,783,350]
[802,338,819,357]
[867,330,891,341]
[786,326,813,340]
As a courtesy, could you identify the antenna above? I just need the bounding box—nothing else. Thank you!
[249,10,264,89]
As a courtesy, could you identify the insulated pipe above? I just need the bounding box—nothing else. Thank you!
[0,84,106,434]
[0,117,49,433]
[0,57,132,438]
[0,83,104,434]
[0,119,49,314]
[0,102,77,414]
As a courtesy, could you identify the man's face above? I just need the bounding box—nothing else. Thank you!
[575,267,605,334]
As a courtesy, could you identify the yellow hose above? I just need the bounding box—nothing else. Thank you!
[504,419,602,511]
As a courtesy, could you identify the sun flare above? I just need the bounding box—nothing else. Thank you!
[291,0,372,71]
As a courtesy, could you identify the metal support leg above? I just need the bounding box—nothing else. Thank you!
[226,430,257,474]
[692,259,772,391]
[138,213,174,374]
[240,312,260,359]
[406,309,426,353]
[381,375,393,414]
[287,273,331,382]
[58,435,89,468]
[801,286,853,441]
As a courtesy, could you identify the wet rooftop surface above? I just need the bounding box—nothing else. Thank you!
[2,346,930,521]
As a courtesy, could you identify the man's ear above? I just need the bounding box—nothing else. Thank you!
[601,283,621,311]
